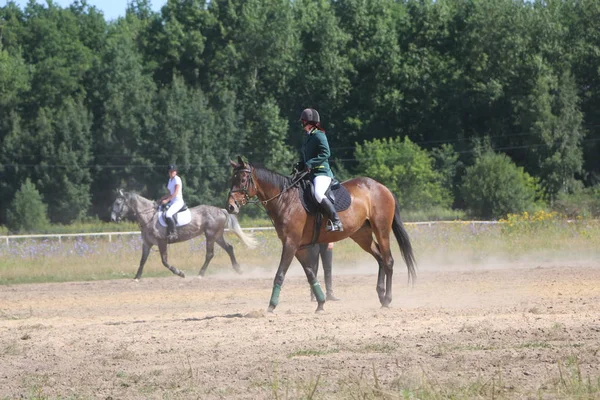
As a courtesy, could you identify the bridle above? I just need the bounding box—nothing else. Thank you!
[228,167,257,208]
[112,197,129,222]
[113,195,157,228]
[229,165,309,208]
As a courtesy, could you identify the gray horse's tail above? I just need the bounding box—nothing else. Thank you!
[222,210,258,249]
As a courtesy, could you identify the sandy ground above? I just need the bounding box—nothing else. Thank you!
[1,260,600,399]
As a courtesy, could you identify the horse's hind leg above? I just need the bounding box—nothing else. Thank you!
[157,241,185,278]
[350,227,390,307]
[216,235,241,274]
[134,242,153,280]
[198,237,215,277]
[372,225,395,307]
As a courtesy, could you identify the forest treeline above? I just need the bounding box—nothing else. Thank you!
[1,0,599,229]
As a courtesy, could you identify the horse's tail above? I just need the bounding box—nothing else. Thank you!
[222,210,258,249]
[391,194,417,285]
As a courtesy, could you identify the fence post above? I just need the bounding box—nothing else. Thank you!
[5,237,8,250]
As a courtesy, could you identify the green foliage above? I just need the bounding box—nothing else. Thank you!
[402,206,466,223]
[515,69,585,199]
[243,98,295,172]
[552,185,600,218]
[460,150,542,219]
[6,178,50,233]
[2,0,600,226]
[0,48,31,111]
[149,75,236,206]
[355,136,452,211]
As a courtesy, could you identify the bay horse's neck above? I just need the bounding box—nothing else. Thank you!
[253,167,296,214]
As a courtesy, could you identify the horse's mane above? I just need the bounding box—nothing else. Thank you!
[251,163,293,190]
[123,191,154,207]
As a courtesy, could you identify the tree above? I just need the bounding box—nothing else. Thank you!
[148,75,241,206]
[333,0,406,150]
[355,136,451,211]
[515,69,584,200]
[87,19,157,216]
[36,99,93,223]
[0,48,30,116]
[288,0,351,150]
[431,143,462,206]
[6,178,50,233]
[460,150,541,219]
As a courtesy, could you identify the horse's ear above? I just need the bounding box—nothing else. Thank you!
[230,159,239,168]
[118,189,124,197]
[237,155,246,167]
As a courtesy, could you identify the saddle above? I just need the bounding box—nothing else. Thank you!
[292,176,351,246]
[297,178,351,215]
[158,203,191,227]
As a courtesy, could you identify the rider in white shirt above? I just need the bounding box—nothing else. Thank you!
[160,164,184,241]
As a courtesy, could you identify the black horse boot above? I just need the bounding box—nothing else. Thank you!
[322,246,340,301]
[320,198,343,232]
[166,216,178,242]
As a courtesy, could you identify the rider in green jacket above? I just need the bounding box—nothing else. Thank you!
[295,108,343,232]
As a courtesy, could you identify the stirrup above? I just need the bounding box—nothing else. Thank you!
[326,220,343,232]
[167,232,178,242]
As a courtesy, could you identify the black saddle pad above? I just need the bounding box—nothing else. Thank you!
[299,180,351,214]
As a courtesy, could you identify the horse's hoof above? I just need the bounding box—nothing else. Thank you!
[267,305,276,313]
[315,308,325,314]
[326,294,341,301]
[178,272,186,278]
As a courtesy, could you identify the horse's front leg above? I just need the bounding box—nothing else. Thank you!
[134,241,153,280]
[198,237,215,277]
[157,241,185,278]
[268,243,299,313]
[296,248,326,313]
[216,235,241,274]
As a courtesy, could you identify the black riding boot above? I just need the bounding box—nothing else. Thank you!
[320,198,343,232]
[321,245,340,301]
[166,217,178,241]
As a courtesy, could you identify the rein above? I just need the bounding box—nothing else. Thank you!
[132,206,158,230]
[230,168,308,207]
[259,171,309,205]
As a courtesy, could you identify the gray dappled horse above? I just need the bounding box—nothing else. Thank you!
[111,190,257,279]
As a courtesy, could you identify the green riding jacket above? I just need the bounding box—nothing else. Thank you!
[301,128,334,178]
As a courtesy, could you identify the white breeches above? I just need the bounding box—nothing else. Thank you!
[313,175,332,203]
[165,198,184,218]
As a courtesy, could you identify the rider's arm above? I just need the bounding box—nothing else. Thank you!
[305,133,331,169]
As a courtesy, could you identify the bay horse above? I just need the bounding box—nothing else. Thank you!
[111,190,257,279]
[226,157,416,313]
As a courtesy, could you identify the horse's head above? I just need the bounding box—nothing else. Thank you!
[110,189,132,222]
[227,156,256,214]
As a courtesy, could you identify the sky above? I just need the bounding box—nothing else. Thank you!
[3,0,167,21]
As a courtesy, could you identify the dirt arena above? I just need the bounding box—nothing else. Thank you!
[1,259,599,399]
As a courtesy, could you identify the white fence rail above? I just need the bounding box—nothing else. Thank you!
[0,221,499,248]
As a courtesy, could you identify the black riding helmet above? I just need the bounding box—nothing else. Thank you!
[299,108,320,124]
[168,164,178,171]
